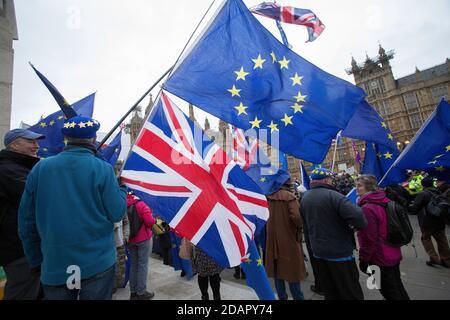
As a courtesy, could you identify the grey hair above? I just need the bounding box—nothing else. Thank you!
[356,174,378,192]
[65,136,96,144]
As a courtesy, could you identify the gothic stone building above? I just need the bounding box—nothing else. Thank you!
[323,45,449,173]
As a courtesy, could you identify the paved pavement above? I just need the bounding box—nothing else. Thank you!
[114,217,450,300]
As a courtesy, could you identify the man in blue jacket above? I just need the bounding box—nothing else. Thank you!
[18,116,127,300]
[300,168,367,300]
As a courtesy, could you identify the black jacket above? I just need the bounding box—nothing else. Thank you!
[300,183,367,260]
[410,187,446,231]
[0,149,40,266]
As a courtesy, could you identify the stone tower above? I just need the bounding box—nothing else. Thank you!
[128,106,143,145]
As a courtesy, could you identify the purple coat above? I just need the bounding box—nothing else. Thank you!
[357,190,402,266]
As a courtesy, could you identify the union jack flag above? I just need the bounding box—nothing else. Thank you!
[121,92,269,267]
[250,1,325,42]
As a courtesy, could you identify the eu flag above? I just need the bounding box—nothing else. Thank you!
[362,142,406,187]
[245,145,290,195]
[240,241,275,300]
[342,100,397,150]
[30,63,78,119]
[28,93,95,158]
[381,99,450,184]
[163,0,366,163]
[98,129,122,167]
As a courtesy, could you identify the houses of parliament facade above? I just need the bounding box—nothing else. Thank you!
[127,45,449,180]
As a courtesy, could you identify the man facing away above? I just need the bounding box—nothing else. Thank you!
[0,129,45,300]
[18,116,127,300]
[300,168,367,300]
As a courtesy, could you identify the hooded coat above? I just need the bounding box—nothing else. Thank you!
[357,190,402,266]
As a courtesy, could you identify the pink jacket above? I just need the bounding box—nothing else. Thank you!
[127,195,156,244]
[357,190,402,267]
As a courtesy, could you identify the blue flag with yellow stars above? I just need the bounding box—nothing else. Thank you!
[381,99,450,184]
[163,0,366,163]
[362,142,406,187]
[98,129,122,167]
[28,93,95,158]
[244,145,290,195]
[29,63,78,119]
[342,100,398,150]
[240,241,275,300]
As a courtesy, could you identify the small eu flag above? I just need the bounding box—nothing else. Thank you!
[28,93,95,158]
[381,99,450,184]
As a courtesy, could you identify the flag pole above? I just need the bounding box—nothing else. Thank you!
[97,66,173,149]
[331,131,341,172]
[98,0,219,150]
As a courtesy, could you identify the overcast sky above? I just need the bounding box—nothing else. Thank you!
[11,0,450,136]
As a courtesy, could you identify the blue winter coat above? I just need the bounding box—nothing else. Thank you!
[18,146,127,286]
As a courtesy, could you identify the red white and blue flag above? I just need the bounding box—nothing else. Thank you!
[121,92,269,268]
[250,1,325,42]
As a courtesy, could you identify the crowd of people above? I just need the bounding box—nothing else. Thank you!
[0,118,449,301]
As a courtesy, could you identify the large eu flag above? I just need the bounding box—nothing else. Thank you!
[28,93,95,158]
[163,0,366,163]
[381,99,450,184]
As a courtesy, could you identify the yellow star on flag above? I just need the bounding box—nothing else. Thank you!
[256,258,263,266]
[249,116,262,129]
[278,56,290,69]
[49,120,55,126]
[228,85,241,97]
[268,169,275,174]
[291,103,304,114]
[69,122,77,128]
[435,166,445,172]
[86,121,94,127]
[294,92,307,103]
[58,116,64,120]
[384,152,393,159]
[446,145,450,152]
[234,102,248,116]
[78,122,86,128]
[235,67,249,81]
[63,123,71,129]
[267,121,279,133]
[387,133,394,140]
[381,122,387,128]
[39,122,47,127]
[252,54,266,69]
[290,73,303,86]
[260,177,266,182]
[281,114,293,126]
[270,51,277,63]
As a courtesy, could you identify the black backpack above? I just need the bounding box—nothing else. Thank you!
[425,190,450,220]
[127,202,143,239]
[368,201,414,247]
